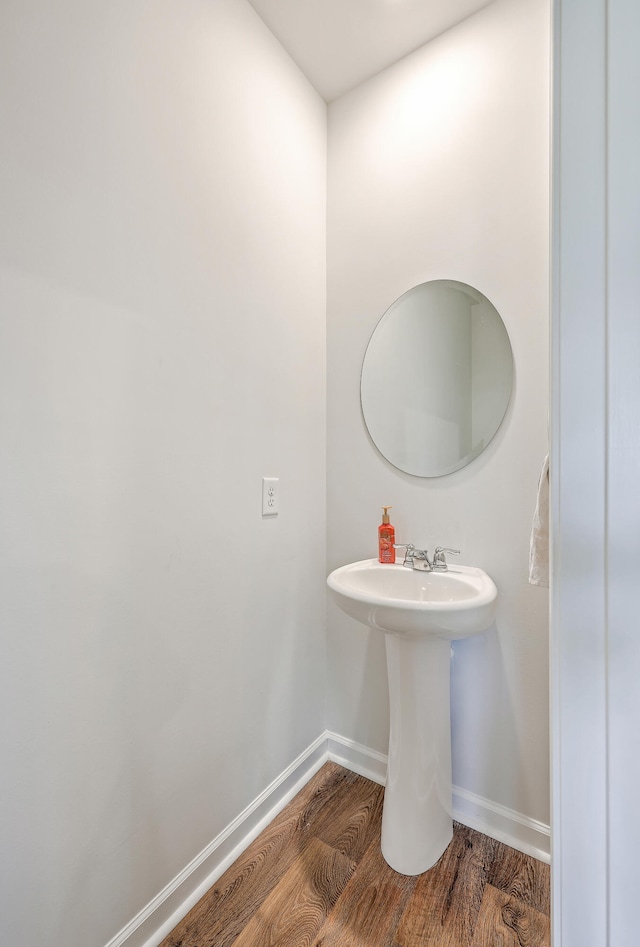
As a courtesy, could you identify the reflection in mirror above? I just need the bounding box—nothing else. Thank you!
[361,280,513,477]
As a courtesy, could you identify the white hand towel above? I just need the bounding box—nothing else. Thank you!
[529,454,549,588]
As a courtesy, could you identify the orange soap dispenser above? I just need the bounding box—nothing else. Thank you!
[378,507,396,564]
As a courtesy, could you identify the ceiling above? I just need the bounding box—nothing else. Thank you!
[246,0,497,101]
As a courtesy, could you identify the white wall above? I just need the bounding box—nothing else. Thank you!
[327,0,550,827]
[0,2,326,946]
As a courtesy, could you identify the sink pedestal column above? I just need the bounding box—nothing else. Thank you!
[381,633,453,875]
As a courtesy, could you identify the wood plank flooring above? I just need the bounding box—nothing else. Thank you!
[161,762,550,947]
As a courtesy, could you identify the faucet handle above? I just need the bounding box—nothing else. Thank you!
[393,543,415,567]
[432,547,460,571]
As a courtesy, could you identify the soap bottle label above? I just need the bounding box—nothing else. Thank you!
[379,528,395,563]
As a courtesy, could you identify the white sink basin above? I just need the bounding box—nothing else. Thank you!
[327,558,497,639]
[327,556,498,876]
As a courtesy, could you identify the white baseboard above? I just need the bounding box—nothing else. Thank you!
[104,732,330,947]
[326,731,388,785]
[452,784,551,865]
[105,729,550,947]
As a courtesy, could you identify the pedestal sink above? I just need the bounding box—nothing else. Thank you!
[327,558,497,876]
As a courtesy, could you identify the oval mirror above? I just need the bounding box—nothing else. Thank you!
[361,280,513,477]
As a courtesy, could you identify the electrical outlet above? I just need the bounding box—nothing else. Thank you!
[262,477,279,516]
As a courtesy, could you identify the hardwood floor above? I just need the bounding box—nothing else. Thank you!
[161,762,550,947]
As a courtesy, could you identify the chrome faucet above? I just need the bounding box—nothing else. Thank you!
[411,548,432,571]
[394,543,432,571]
[394,543,460,572]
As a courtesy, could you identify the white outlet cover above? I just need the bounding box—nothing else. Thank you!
[262,477,279,516]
